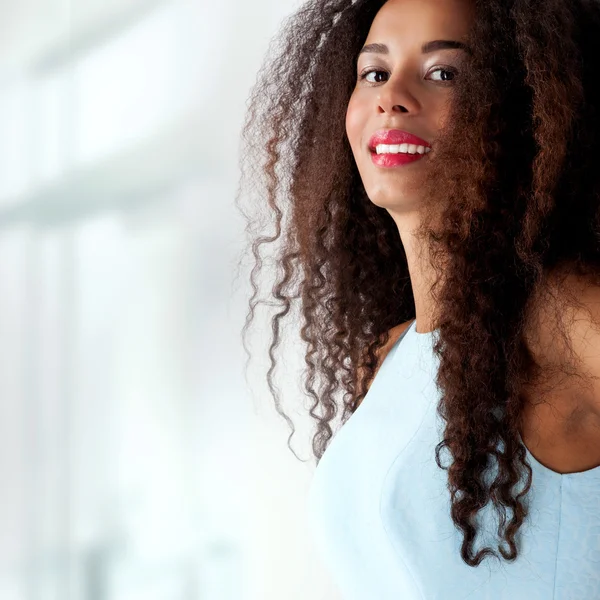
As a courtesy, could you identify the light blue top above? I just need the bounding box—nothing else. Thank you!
[306,319,600,599]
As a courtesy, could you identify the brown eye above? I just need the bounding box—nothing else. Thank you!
[427,66,458,83]
[359,69,389,83]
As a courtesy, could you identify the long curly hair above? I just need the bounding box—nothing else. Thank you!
[235,0,600,568]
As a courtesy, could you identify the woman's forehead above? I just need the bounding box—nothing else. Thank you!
[364,0,475,45]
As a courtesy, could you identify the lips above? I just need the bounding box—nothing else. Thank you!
[368,129,431,152]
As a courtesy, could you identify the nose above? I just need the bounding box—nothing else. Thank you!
[375,74,418,114]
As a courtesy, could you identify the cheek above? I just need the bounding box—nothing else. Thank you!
[345,94,364,153]
[434,97,453,131]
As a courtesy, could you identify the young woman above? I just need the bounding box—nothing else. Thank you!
[236,0,600,596]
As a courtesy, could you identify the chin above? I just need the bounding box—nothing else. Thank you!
[365,194,396,208]
[366,191,385,203]
[364,183,401,203]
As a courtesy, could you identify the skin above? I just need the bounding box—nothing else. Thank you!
[345,0,475,335]
[346,0,600,473]
[519,274,600,473]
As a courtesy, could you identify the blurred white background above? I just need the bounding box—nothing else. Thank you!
[0,0,341,598]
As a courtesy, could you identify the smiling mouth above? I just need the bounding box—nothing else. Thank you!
[368,144,432,156]
[369,148,429,167]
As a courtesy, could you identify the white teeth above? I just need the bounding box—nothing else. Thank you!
[375,143,431,155]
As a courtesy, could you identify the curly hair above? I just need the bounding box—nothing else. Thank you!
[234,0,600,568]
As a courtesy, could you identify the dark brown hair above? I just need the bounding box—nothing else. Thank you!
[235,0,600,568]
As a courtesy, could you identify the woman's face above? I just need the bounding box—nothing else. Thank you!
[346,0,474,211]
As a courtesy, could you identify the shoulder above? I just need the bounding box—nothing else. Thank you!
[527,269,600,359]
[355,319,414,399]
[389,319,414,343]
[526,270,600,420]
[370,319,414,363]
[563,278,600,415]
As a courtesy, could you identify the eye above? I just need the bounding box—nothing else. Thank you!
[426,66,458,83]
[359,68,388,84]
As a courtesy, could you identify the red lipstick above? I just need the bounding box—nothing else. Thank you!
[368,129,431,149]
[368,129,431,168]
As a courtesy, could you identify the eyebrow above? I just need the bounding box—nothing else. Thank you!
[358,40,471,56]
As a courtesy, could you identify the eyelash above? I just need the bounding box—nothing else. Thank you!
[358,66,458,84]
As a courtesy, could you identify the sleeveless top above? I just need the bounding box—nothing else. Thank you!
[306,319,600,599]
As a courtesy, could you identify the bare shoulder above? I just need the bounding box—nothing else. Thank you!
[355,319,414,402]
[370,319,414,363]
[523,270,600,428]
[389,319,414,342]
[379,318,414,357]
